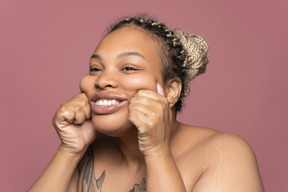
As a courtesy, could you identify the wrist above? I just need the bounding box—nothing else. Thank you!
[144,144,173,163]
[57,145,86,162]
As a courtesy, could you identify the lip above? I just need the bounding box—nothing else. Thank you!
[90,92,128,115]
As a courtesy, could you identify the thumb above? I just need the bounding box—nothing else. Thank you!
[81,120,97,143]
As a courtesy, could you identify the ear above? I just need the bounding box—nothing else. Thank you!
[164,77,182,107]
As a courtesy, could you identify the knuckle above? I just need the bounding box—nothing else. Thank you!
[60,94,88,108]
[79,99,88,106]
[60,101,68,107]
[74,105,82,112]
[74,93,86,99]
[60,98,74,107]
[59,106,69,114]
[151,111,158,118]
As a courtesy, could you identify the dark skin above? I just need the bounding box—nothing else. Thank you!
[29,26,264,192]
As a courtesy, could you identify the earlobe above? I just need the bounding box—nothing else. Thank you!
[165,77,182,107]
[168,96,180,104]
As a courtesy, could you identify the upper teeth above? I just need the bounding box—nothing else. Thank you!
[95,99,119,106]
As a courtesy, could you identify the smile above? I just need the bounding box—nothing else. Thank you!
[95,99,120,106]
[90,93,128,115]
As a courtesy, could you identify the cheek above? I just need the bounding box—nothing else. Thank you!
[79,74,93,93]
[120,73,158,92]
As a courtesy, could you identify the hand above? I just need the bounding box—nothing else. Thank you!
[129,83,172,156]
[52,93,96,156]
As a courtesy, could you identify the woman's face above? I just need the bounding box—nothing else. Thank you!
[80,26,165,136]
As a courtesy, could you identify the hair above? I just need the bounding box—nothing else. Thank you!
[107,15,209,111]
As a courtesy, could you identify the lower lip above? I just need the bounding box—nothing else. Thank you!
[90,100,127,115]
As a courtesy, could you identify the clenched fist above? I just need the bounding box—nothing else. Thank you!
[52,93,96,156]
[129,83,172,156]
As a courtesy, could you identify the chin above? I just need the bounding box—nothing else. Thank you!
[91,113,135,137]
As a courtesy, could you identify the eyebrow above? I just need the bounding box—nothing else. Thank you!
[90,52,145,61]
[116,52,145,59]
[90,54,102,61]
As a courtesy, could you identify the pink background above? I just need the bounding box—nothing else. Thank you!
[0,0,287,191]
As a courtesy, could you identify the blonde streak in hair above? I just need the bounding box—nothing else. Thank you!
[171,28,209,107]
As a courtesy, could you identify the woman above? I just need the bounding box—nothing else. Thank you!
[29,16,264,192]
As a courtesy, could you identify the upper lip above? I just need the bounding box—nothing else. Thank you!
[91,92,128,102]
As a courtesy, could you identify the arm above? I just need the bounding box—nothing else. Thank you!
[28,147,81,192]
[129,83,186,192]
[29,93,96,192]
[192,133,264,192]
[144,146,186,192]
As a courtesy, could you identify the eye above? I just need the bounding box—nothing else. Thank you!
[89,67,101,72]
[122,66,137,71]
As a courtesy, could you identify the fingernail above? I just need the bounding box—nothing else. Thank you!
[156,82,164,96]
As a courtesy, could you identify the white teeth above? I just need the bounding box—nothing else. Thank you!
[95,99,120,106]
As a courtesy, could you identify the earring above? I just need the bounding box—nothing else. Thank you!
[169,97,180,104]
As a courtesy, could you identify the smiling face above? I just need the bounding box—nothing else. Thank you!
[80,26,165,136]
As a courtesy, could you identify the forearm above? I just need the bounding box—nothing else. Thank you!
[28,146,82,192]
[145,146,186,192]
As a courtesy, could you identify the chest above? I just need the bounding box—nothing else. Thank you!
[77,154,205,192]
[77,157,147,192]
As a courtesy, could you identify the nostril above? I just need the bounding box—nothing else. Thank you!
[105,84,113,88]
[94,77,119,89]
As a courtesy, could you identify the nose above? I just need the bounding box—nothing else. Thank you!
[94,70,119,89]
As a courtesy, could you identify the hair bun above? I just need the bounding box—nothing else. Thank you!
[173,29,209,81]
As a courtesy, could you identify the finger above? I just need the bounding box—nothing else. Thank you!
[129,110,148,133]
[75,93,91,119]
[76,98,91,119]
[134,90,166,102]
[129,102,156,117]
[130,97,164,114]
[81,120,97,141]
[129,101,164,127]
[53,107,76,128]
[71,105,86,124]
[64,93,91,119]
[54,104,86,126]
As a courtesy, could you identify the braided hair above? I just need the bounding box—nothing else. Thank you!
[107,16,209,111]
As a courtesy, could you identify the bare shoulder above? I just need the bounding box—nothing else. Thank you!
[174,123,264,192]
[176,123,258,159]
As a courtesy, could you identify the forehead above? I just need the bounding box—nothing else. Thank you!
[94,26,162,62]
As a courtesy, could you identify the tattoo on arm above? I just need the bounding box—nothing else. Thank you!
[81,147,147,192]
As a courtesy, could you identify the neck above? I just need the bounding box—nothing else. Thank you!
[117,129,145,169]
